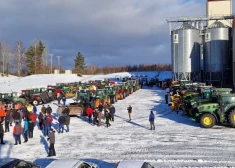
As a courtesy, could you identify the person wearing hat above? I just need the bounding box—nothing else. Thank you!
[0,121,5,144]
[149,111,155,130]
[62,106,70,116]
[47,128,56,157]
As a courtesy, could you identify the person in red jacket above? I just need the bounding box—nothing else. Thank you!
[86,106,93,124]
[13,121,23,145]
[29,113,37,126]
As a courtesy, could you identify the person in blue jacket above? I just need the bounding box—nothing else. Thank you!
[23,118,28,143]
[149,111,155,130]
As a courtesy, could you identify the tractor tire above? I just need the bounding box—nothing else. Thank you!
[229,110,235,127]
[123,93,126,99]
[33,100,39,106]
[200,113,216,128]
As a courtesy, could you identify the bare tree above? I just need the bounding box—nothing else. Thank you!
[0,41,8,75]
[14,41,25,76]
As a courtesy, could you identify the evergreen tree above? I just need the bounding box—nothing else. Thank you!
[25,40,45,74]
[74,52,85,73]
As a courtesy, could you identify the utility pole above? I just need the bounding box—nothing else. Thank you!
[49,54,54,74]
[56,56,61,72]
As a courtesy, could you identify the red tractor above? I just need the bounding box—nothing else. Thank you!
[19,90,46,105]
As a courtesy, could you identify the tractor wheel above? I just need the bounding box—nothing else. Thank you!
[33,100,39,106]
[229,110,235,127]
[200,113,216,128]
[123,93,126,99]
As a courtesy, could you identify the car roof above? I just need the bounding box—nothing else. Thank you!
[46,159,83,168]
[116,161,145,168]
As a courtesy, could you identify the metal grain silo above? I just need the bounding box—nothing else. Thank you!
[204,21,231,84]
[171,23,200,81]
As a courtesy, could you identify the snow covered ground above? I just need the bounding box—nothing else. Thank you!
[1,71,235,167]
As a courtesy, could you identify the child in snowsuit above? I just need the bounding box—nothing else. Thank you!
[13,122,23,145]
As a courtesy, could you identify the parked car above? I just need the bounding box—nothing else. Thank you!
[46,159,99,168]
[115,161,154,168]
[0,158,40,168]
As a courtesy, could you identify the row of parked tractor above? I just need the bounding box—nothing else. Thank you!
[168,80,235,128]
[0,77,143,115]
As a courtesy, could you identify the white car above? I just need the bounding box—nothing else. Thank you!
[115,161,154,168]
[46,159,99,168]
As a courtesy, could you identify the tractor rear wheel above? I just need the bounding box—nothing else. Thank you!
[200,113,216,128]
[33,100,39,106]
[229,110,235,127]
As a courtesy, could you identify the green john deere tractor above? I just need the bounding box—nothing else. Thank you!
[105,86,118,104]
[191,92,235,128]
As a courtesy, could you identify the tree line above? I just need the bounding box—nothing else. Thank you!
[0,40,171,76]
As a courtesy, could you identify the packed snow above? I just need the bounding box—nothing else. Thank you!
[1,71,235,167]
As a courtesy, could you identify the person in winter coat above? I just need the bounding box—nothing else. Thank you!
[27,104,33,113]
[5,109,10,132]
[98,104,103,126]
[0,107,5,122]
[13,109,21,124]
[105,110,111,127]
[47,129,56,157]
[33,105,37,114]
[41,105,46,114]
[47,114,53,129]
[109,105,116,121]
[149,111,155,130]
[103,103,109,117]
[46,105,52,115]
[38,112,44,130]
[93,108,98,125]
[9,109,13,126]
[28,119,34,138]
[56,106,63,119]
[62,96,66,106]
[86,106,93,124]
[29,113,37,126]
[13,121,23,145]
[165,92,168,104]
[62,106,70,116]
[0,122,5,144]
[57,92,61,105]
[23,118,28,142]
[58,114,66,133]
[65,114,70,132]
[43,116,51,136]
[127,105,132,121]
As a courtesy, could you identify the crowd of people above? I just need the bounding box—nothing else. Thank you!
[0,94,157,158]
[0,102,71,157]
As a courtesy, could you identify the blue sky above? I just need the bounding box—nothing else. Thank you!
[0,0,231,69]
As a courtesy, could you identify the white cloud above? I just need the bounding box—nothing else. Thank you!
[0,0,215,68]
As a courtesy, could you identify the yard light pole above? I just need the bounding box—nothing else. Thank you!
[49,54,54,74]
[56,56,61,71]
